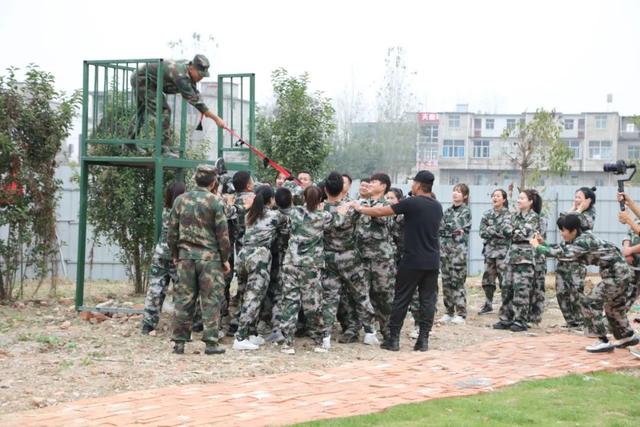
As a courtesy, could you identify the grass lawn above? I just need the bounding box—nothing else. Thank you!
[298,371,640,427]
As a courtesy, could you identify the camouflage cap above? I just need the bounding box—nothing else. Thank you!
[191,54,210,77]
[195,164,217,180]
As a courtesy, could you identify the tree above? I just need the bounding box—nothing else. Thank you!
[0,65,80,301]
[502,108,572,189]
[256,68,335,182]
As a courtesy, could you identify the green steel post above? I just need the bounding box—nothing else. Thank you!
[75,61,90,311]
[179,98,187,157]
[154,59,165,241]
[217,74,224,160]
[249,74,256,175]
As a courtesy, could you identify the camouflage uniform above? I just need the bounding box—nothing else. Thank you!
[529,214,548,324]
[479,207,510,305]
[234,210,288,340]
[555,208,595,327]
[129,59,209,149]
[227,191,256,331]
[167,173,230,345]
[279,206,341,345]
[537,233,636,340]
[322,200,376,338]
[357,197,396,339]
[622,223,640,312]
[499,210,539,327]
[439,204,472,318]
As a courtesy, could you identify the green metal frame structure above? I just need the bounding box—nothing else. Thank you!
[74,58,255,313]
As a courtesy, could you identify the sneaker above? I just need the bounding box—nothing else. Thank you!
[322,336,331,350]
[509,322,527,332]
[141,324,154,335]
[478,303,493,315]
[204,344,225,355]
[281,344,295,355]
[218,330,226,339]
[363,332,380,346]
[338,331,359,343]
[314,346,328,353]
[439,314,453,323]
[613,335,640,349]
[630,347,640,359]
[409,328,419,339]
[232,338,259,351]
[249,335,266,346]
[172,342,185,354]
[493,320,511,330]
[451,315,466,325]
[265,330,285,344]
[585,339,614,353]
[191,322,203,333]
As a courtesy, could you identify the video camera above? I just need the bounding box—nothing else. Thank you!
[603,160,636,211]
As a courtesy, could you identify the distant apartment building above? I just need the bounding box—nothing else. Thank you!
[415,111,640,187]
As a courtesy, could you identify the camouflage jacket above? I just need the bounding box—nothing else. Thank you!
[535,214,548,263]
[560,207,596,231]
[439,204,472,247]
[231,191,255,246]
[167,187,230,262]
[323,199,360,253]
[356,197,396,261]
[537,232,633,282]
[505,209,540,265]
[132,60,209,113]
[479,207,510,259]
[284,206,342,267]
[284,180,304,206]
[390,214,405,263]
[154,208,172,260]
[241,209,288,249]
[623,220,640,267]
[271,206,293,268]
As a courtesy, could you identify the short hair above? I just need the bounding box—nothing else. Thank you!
[557,213,582,235]
[453,183,470,204]
[298,171,312,179]
[275,187,292,209]
[195,174,217,188]
[324,172,344,197]
[389,187,404,200]
[492,188,509,209]
[342,173,353,184]
[370,173,391,193]
[418,181,433,194]
[361,178,370,183]
[164,181,186,209]
[232,171,252,193]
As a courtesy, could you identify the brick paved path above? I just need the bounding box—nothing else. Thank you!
[2,334,639,426]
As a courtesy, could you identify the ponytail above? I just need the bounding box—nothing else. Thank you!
[246,185,274,226]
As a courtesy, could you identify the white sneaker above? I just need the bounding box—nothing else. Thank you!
[233,338,259,351]
[363,332,380,346]
[451,315,466,325]
[439,314,453,323]
[613,335,640,349]
[281,344,295,355]
[630,347,640,359]
[409,328,419,339]
[322,336,331,350]
[218,331,225,339]
[585,339,614,353]
[249,335,266,346]
[314,346,328,353]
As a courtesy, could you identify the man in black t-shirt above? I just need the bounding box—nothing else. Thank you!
[351,170,442,352]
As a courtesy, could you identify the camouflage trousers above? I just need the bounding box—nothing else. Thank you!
[128,78,172,148]
[279,263,324,345]
[481,256,506,304]
[362,257,396,339]
[529,255,547,324]
[555,260,586,326]
[581,266,635,339]
[337,287,358,334]
[235,246,272,340]
[322,250,376,337]
[228,242,246,330]
[257,251,283,331]
[142,257,177,328]
[441,255,468,318]
[172,259,225,344]
[499,263,535,326]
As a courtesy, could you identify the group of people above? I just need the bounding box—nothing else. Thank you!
[138,163,640,357]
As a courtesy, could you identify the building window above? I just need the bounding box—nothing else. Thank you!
[448,175,460,185]
[595,115,607,129]
[588,140,612,160]
[448,115,460,129]
[595,178,605,187]
[563,140,581,160]
[629,145,640,159]
[627,123,637,132]
[472,140,490,158]
[474,118,481,129]
[564,119,574,130]
[418,124,438,143]
[418,146,438,161]
[506,119,516,131]
[485,119,495,130]
[473,174,483,185]
[442,140,465,158]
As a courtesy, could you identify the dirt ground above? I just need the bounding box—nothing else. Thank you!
[0,275,638,415]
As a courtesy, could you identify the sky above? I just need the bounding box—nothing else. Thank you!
[1,0,639,118]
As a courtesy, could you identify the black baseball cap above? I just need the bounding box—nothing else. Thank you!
[414,170,435,184]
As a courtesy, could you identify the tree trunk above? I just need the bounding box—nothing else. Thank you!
[133,243,143,294]
[520,169,527,192]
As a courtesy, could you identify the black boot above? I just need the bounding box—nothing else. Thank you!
[413,328,429,352]
[141,324,154,335]
[204,343,226,355]
[380,328,400,351]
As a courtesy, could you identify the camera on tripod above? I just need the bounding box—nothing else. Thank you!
[603,160,636,211]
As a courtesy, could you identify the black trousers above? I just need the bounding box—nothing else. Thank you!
[389,268,439,332]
